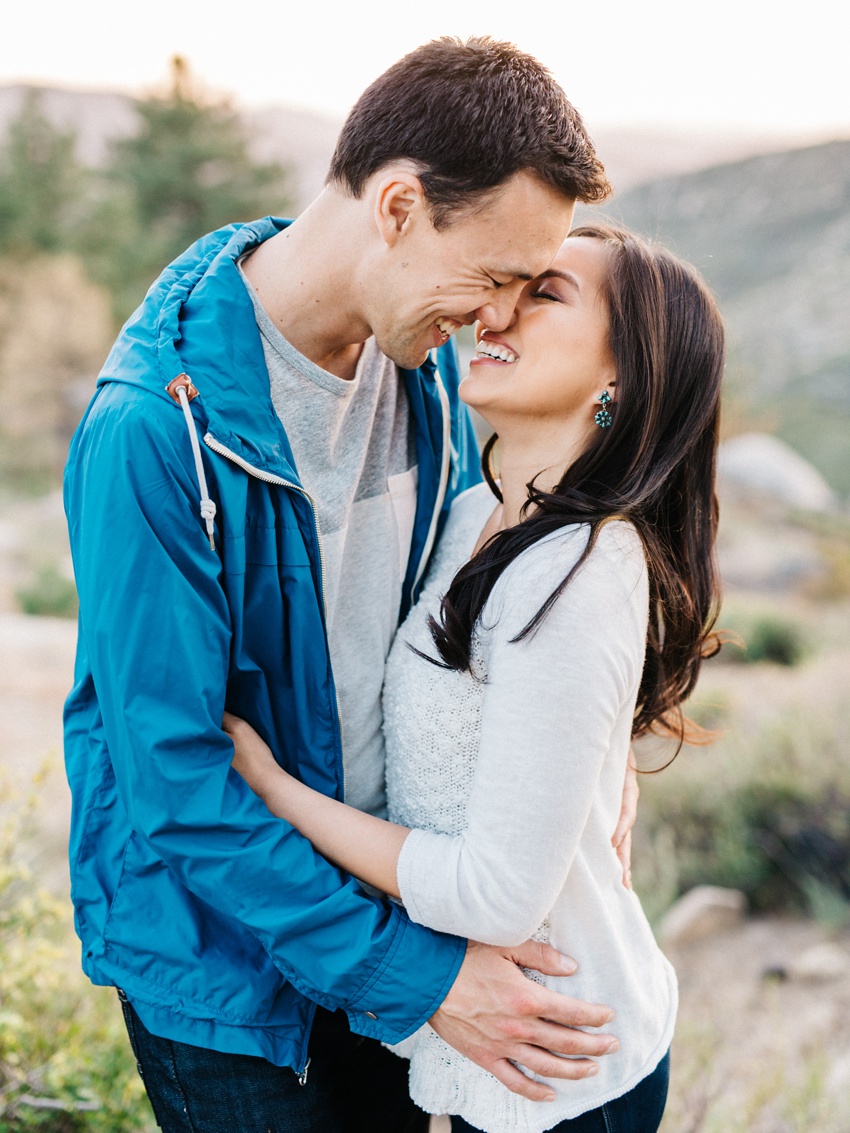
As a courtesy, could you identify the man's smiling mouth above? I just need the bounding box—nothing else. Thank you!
[435,317,463,342]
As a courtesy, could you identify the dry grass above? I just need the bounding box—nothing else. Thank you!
[661,919,850,1133]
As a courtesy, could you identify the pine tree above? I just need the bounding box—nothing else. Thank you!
[0,89,83,257]
[91,57,291,320]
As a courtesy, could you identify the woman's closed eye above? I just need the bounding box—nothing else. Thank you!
[531,288,561,302]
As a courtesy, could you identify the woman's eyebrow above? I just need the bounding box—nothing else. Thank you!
[535,269,581,291]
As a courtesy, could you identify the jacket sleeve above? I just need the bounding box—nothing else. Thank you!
[395,524,649,946]
[64,383,465,1043]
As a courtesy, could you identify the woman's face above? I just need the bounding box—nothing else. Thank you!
[459,236,616,435]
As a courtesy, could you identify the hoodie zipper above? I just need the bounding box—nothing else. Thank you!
[411,363,451,595]
[203,432,347,798]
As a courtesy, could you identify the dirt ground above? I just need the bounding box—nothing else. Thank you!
[663,920,850,1131]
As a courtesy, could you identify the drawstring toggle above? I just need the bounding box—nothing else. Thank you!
[166,373,217,550]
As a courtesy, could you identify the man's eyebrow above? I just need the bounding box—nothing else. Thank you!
[536,269,581,290]
[491,268,534,281]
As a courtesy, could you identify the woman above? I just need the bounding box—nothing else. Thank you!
[224,224,725,1133]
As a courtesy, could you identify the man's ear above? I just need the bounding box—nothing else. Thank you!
[373,171,426,249]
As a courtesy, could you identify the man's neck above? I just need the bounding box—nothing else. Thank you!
[242,191,371,381]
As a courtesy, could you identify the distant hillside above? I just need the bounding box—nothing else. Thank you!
[583,140,850,496]
[0,82,820,209]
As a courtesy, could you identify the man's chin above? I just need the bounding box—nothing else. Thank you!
[378,338,431,372]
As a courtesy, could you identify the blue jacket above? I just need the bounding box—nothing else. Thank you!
[63,217,481,1071]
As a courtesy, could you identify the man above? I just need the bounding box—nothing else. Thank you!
[64,36,629,1132]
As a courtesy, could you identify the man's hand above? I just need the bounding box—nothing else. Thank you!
[429,940,618,1103]
[612,749,639,889]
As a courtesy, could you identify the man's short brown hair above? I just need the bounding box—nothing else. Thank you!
[327,36,611,227]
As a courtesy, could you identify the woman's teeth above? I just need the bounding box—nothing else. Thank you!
[475,340,518,364]
[435,317,462,340]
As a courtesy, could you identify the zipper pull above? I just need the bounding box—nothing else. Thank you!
[297,1057,311,1087]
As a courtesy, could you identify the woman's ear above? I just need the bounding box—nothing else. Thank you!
[373,170,426,249]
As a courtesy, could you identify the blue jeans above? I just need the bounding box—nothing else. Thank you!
[118,990,429,1132]
[451,1051,670,1133]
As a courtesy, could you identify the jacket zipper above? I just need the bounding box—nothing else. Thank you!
[203,433,347,798]
[297,1057,311,1087]
[411,363,451,595]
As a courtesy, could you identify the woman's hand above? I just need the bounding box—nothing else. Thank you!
[223,711,408,896]
[611,748,639,890]
[223,711,284,796]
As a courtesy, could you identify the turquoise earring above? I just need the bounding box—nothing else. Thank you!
[595,390,613,428]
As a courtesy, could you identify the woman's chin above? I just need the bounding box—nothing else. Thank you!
[459,386,498,430]
[459,372,498,418]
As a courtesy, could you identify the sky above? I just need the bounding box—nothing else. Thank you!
[2,0,848,137]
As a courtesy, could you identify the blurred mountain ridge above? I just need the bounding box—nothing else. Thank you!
[0,81,838,210]
[584,139,850,496]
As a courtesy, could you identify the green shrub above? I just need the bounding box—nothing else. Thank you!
[718,610,808,666]
[0,772,152,1131]
[745,616,808,666]
[633,707,850,922]
[15,567,78,620]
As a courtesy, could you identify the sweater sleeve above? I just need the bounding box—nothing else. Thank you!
[395,522,648,946]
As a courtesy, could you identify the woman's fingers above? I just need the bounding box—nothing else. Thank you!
[221,712,277,787]
[612,750,639,887]
[617,830,633,889]
[221,710,240,733]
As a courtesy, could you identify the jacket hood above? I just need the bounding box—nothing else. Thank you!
[99,217,304,482]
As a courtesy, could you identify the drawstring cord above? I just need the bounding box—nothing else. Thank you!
[166,374,217,550]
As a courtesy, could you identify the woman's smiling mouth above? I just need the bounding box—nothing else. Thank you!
[473,333,519,364]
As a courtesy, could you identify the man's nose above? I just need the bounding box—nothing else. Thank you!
[474,292,519,333]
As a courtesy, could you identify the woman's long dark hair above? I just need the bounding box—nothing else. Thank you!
[427,224,725,745]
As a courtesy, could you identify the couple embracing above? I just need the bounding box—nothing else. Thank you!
[63,36,723,1133]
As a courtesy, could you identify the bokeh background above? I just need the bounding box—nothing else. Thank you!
[0,2,848,1129]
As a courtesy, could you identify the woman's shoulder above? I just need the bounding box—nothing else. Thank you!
[441,481,499,544]
[489,518,648,629]
[448,480,500,522]
[513,516,644,580]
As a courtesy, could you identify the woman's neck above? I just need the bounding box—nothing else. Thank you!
[494,419,594,529]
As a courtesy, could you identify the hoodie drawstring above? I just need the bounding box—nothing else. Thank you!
[166,374,217,550]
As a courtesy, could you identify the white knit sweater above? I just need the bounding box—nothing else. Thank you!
[383,483,677,1133]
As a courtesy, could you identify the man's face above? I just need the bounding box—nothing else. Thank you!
[369,171,576,370]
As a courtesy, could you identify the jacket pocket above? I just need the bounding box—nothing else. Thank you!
[223,514,314,574]
[102,832,285,1026]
